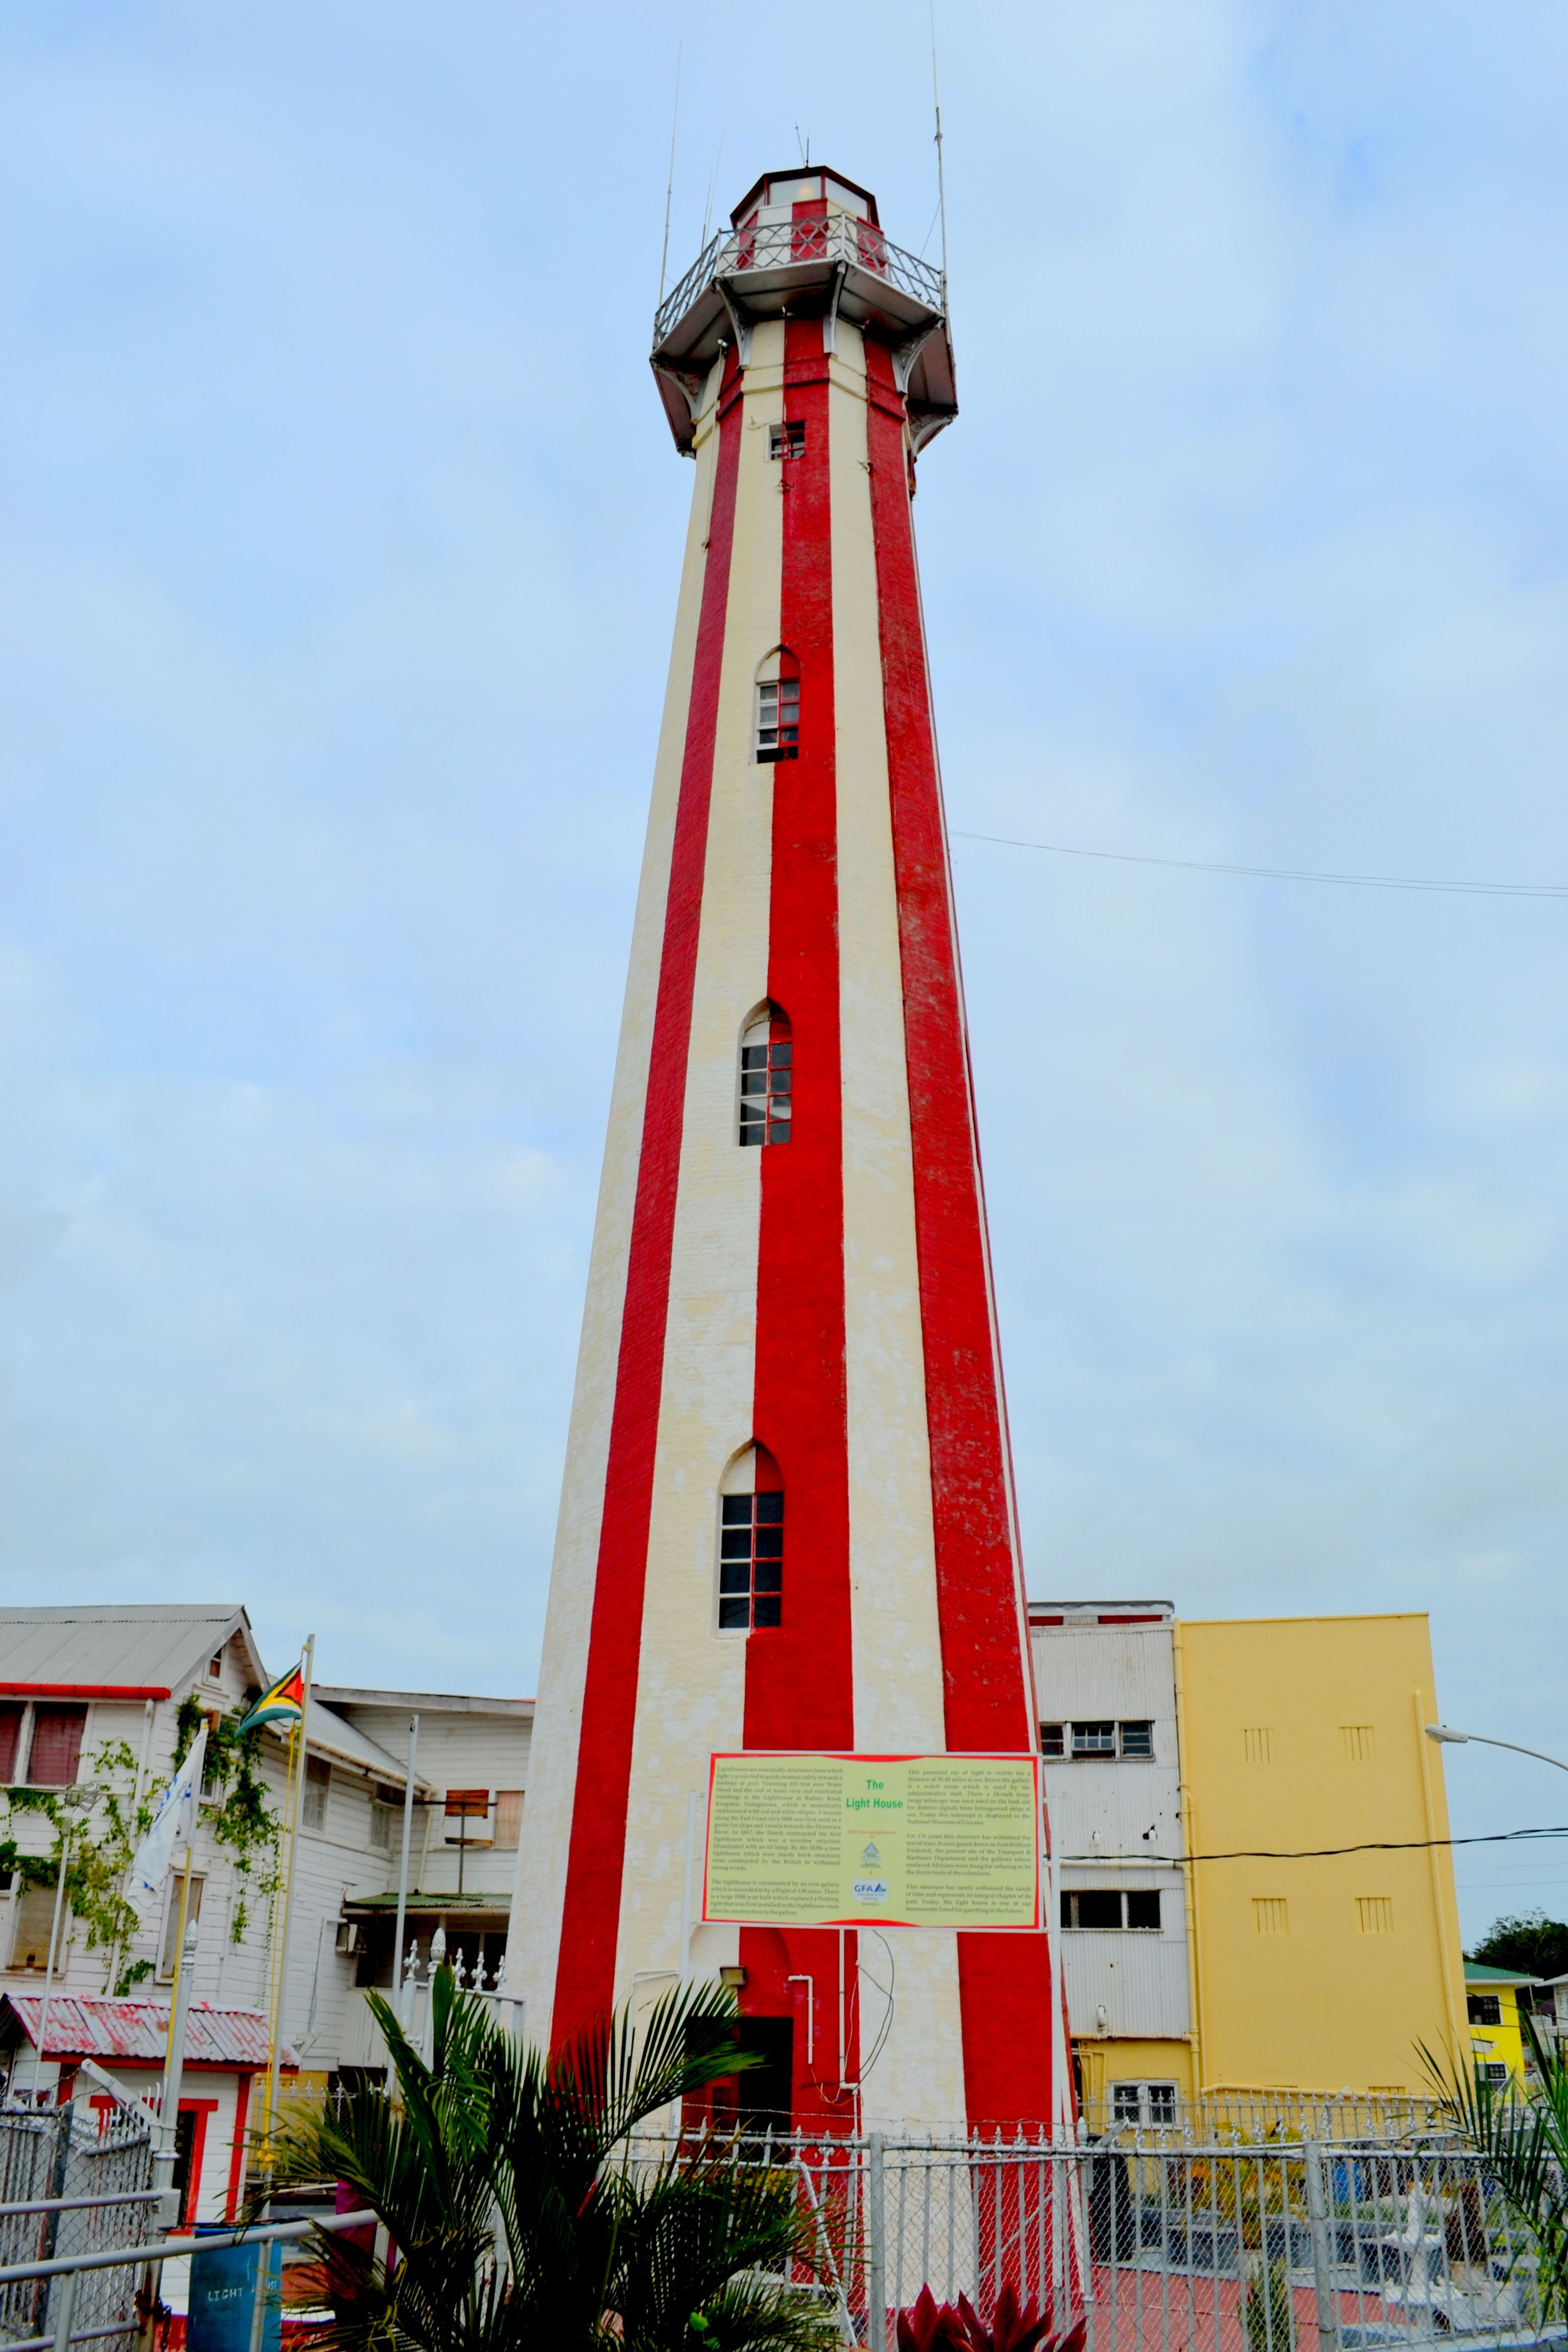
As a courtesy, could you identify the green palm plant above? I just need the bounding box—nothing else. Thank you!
[1419,2017,1568,2329]
[268,1966,839,2352]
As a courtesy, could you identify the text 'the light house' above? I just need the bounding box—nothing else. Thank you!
[508,167,1065,2135]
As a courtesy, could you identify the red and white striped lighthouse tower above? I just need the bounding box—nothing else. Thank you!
[509,168,1062,2134]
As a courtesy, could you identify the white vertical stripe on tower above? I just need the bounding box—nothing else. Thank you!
[828,322,966,2129]
[611,324,789,2010]
[506,359,727,2051]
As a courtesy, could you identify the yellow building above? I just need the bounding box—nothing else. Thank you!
[1464,1960,1536,2087]
[1175,1613,1468,2099]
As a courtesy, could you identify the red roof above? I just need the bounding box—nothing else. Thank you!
[0,1993,293,2069]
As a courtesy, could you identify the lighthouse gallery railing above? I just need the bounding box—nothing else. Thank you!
[654,213,946,349]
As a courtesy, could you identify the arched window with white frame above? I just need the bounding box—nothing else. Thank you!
[738,1005,791,1146]
[718,1444,785,1630]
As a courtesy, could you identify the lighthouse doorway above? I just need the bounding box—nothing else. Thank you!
[685,2013,795,2135]
[736,2016,794,2133]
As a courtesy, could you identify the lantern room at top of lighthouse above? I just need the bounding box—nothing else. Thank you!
[650,165,958,458]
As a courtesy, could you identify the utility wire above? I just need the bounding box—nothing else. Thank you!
[1063,1825,1568,1865]
[953,830,1568,901]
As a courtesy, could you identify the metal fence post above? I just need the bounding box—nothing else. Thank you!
[1304,2141,1337,2352]
[867,2132,886,2352]
[50,2264,76,2352]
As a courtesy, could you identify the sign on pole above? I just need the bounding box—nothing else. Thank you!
[701,1752,1042,1931]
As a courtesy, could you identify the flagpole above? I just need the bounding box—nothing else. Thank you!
[261,1634,313,2171]
[157,1847,197,2189]
[260,1726,298,2145]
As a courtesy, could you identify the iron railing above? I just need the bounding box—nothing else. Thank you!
[654,212,945,348]
[1077,2095,1456,2147]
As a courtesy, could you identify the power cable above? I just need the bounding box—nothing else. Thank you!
[953,830,1568,901]
[1062,1825,1568,1865]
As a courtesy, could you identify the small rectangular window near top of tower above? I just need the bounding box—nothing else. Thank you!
[1242,1727,1273,1764]
[756,677,800,761]
[719,1491,784,1630]
[1071,1721,1116,1758]
[1039,1722,1065,1758]
[1341,1724,1376,1761]
[1119,1721,1154,1758]
[769,421,806,460]
[1254,1897,1288,1935]
[1357,1896,1393,1934]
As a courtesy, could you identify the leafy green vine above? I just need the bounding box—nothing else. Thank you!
[0,1697,283,1996]
[173,1693,283,1948]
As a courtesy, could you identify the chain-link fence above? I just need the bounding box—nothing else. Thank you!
[0,2104,155,2351]
[639,2128,1566,2352]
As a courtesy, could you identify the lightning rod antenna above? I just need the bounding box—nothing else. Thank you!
[657,45,682,307]
[699,129,725,253]
[930,0,949,292]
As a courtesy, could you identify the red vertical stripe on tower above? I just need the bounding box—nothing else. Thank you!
[551,360,744,2050]
[745,320,852,1754]
[863,341,1054,2130]
[741,319,857,2130]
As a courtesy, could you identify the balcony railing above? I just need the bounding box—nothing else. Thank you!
[654,211,945,348]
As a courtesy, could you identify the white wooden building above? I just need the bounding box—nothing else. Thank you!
[0,1605,532,2133]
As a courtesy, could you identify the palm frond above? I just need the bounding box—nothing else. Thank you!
[266,1969,826,2352]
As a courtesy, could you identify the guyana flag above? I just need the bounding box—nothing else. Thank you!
[237,1661,306,1736]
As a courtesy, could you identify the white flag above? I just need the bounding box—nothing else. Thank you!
[127,1726,207,1919]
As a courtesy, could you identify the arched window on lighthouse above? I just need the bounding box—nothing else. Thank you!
[755,648,799,763]
[738,1006,791,1146]
[718,1444,785,1631]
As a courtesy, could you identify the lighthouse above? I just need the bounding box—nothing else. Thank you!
[508,168,1062,2136]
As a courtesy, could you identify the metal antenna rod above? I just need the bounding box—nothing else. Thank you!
[699,129,725,253]
[930,0,949,290]
[657,45,681,307]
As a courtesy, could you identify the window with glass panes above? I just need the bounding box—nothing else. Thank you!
[739,1017,791,1146]
[756,672,799,761]
[719,1490,784,1629]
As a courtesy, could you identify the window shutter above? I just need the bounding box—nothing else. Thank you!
[28,1706,86,1787]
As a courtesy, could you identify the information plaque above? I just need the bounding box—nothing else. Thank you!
[701,1751,1042,1931]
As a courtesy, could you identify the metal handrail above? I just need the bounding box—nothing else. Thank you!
[0,2206,376,2287]
[0,2195,160,2221]
[654,213,945,347]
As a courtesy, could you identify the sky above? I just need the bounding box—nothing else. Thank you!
[3,1,1567,1945]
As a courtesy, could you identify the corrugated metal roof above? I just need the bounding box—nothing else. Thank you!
[0,1993,293,2068]
[0,1605,263,1697]
[307,1696,429,1787]
[313,1685,534,1716]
